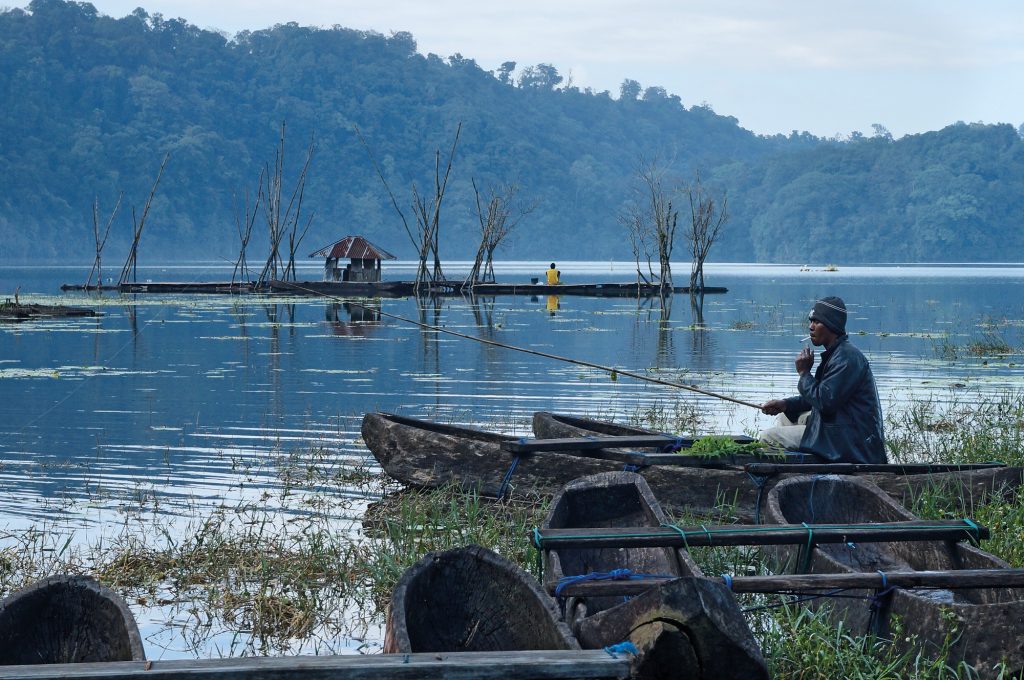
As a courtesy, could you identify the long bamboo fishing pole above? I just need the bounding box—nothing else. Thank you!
[276,281,763,410]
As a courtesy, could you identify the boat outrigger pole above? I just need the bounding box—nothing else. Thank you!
[283,283,763,410]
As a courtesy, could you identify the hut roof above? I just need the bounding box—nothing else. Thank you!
[309,236,396,261]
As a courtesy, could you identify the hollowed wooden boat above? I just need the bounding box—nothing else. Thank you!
[766,474,1023,674]
[0,575,145,665]
[361,412,1024,523]
[541,471,768,679]
[532,411,810,467]
[383,545,577,654]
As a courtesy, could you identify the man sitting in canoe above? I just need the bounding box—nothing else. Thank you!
[759,296,887,464]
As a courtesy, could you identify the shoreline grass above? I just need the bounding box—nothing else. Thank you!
[0,393,1022,674]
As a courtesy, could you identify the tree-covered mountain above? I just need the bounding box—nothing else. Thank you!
[2,0,1022,265]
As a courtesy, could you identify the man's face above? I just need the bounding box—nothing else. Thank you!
[807,318,834,346]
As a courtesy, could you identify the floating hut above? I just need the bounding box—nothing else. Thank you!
[309,236,396,283]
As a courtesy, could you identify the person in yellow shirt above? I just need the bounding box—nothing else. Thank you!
[545,263,561,285]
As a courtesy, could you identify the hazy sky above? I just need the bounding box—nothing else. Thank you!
[75,1,1024,139]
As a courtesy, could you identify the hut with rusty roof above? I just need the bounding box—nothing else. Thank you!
[309,236,396,282]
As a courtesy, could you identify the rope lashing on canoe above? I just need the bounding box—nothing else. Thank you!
[865,582,900,639]
[496,455,521,499]
[623,463,641,472]
[554,569,679,597]
[721,573,733,590]
[660,523,690,550]
[745,472,772,524]
[531,520,986,548]
[658,436,686,452]
[962,517,982,547]
[799,522,815,573]
[740,588,854,613]
[277,282,764,410]
[604,641,639,658]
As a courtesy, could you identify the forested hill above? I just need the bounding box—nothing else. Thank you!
[2,1,1023,264]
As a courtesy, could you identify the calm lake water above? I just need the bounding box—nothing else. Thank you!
[2,260,1024,656]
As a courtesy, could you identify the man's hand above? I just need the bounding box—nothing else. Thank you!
[761,399,787,416]
[795,346,814,374]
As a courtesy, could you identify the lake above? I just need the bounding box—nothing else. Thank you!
[1,260,1023,656]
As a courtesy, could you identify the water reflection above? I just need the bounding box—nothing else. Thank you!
[1,264,1024,575]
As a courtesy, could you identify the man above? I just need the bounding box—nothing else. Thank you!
[759,296,886,463]
[546,263,561,285]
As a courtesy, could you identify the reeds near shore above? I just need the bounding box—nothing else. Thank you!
[0,393,1022,675]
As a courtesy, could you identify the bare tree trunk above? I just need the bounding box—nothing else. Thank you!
[686,170,728,294]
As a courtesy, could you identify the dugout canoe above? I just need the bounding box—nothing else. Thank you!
[0,575,145,665]
[531,411,824,466]
[766,475,1023,675]
[542,472,767,679]
[361,412,1024,523]
[383,545,577,654]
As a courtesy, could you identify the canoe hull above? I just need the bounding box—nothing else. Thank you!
[766,475,1023,675]
[542,472,768,679]
[384,545,577,654]
[0,575,145,665]
[362,412,1024,523]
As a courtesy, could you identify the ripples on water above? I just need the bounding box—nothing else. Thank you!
[1,261,1023,655]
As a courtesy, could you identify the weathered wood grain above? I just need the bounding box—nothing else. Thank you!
[0,650,630,679]
[766,474,1024,675]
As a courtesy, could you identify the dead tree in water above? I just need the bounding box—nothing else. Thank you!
[466,179,534,287]
[686,171,728,292]
[231,173,263,285]
[85,192,123,289]
[255,124,315,287]
[358,123,462,292]
[118,153,170,285]
[619,159,678,296]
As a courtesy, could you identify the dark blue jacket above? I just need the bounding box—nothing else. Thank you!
[783,335,887,464]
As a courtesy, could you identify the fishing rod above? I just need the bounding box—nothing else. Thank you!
[275,281,763,410]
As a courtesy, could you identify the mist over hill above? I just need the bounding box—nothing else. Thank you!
[3,0,1023,265]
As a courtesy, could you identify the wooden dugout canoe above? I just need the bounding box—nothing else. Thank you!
[531,411,823,467]
[542,472,767,679]
[0,575,145,665]
[383,545,577,654]
[361,412,1024,523]
[765,475,1023,675]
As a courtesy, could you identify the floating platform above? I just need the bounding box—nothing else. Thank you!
[272,280,726,298]
[456,282,727,297]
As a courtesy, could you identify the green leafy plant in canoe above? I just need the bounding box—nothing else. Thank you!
[685,435,784,459]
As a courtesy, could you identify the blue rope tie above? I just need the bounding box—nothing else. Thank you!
[658,436,685,453]
[623,463,640,472]
[554,569,676,596]
[745,472,770,525]
[721,573,734,590]
[604,641,639,657]
[496,455,521,499]
[700,524,713,545]
[531,527,544,549]
[877,570,887,589]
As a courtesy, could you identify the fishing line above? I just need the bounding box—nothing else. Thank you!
[275,281,764,410]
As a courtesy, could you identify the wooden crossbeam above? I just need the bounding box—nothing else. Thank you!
[545,568,1024,597]
[744,462,1005,476]
[0,650,630,680]
[531,520,988,550]
[502,435,697,453]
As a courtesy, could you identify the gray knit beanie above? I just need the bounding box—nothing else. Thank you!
[808,296,847,335]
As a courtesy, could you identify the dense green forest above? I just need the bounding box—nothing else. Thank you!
[1,0,1023,265]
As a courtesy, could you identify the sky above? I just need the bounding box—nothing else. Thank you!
[73,1,1024,139]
